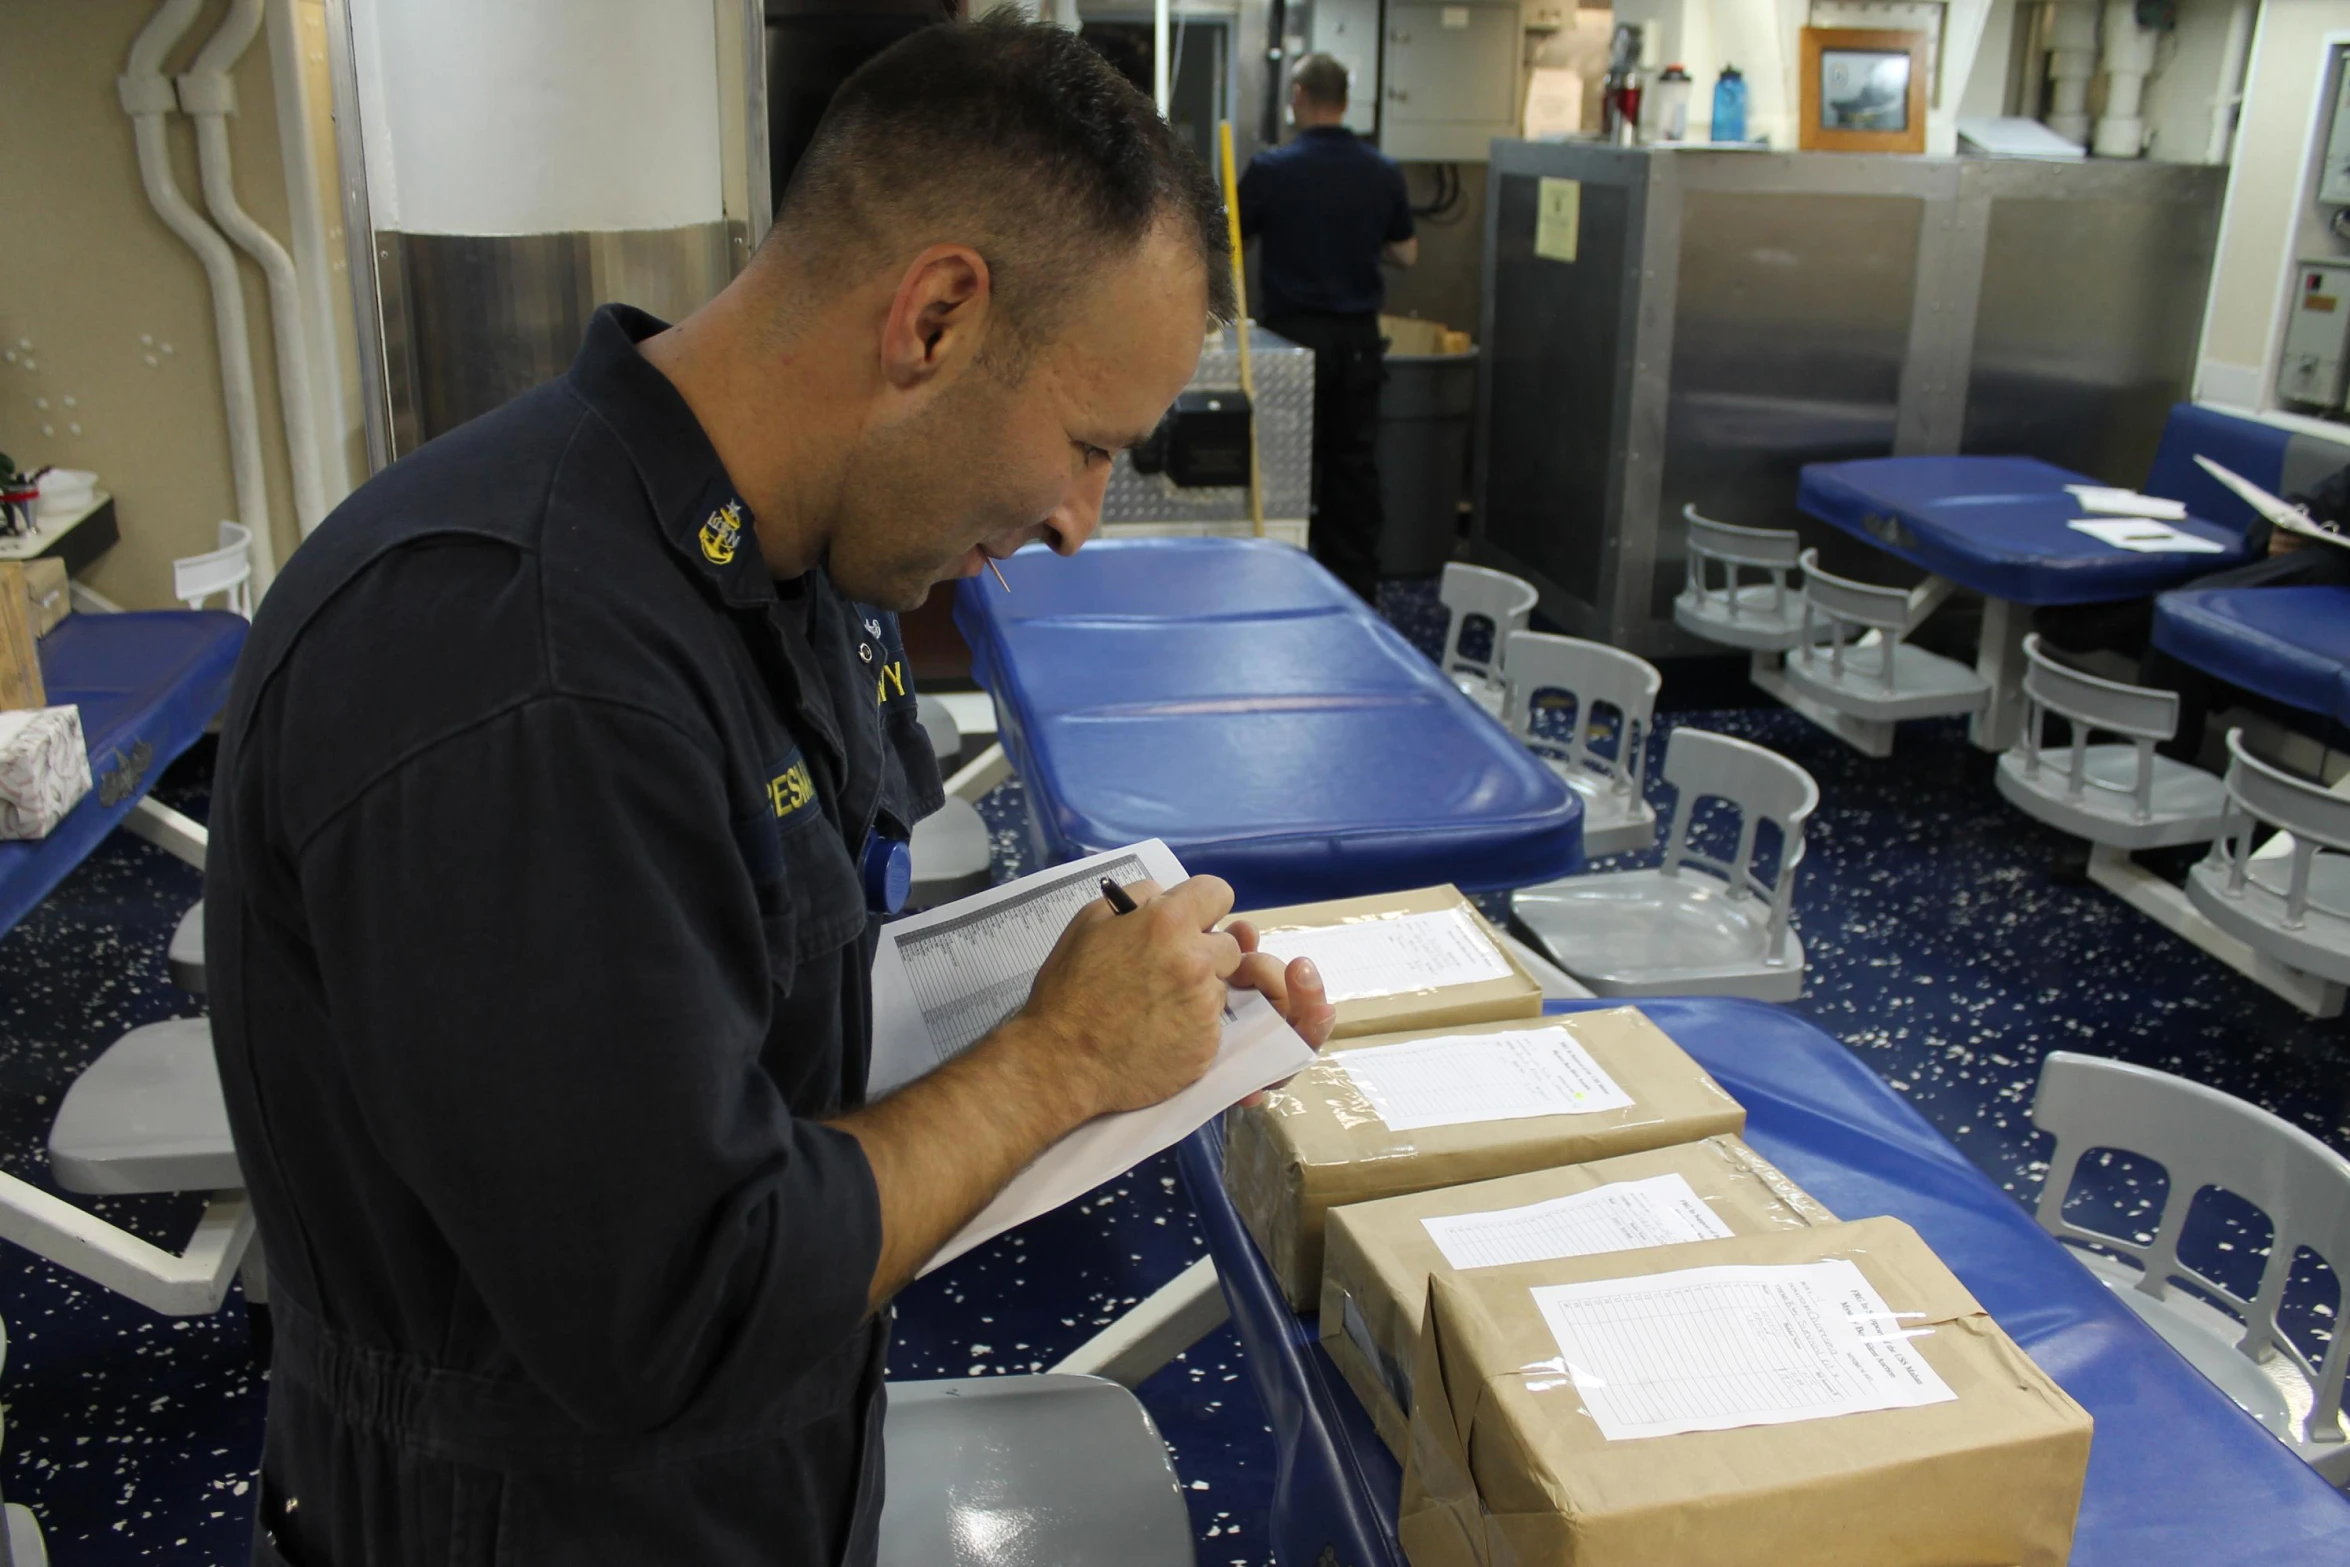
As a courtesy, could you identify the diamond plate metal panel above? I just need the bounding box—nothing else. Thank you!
[1100,325,1315,527]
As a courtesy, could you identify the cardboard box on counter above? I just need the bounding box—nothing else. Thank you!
[1322,1134,1834,1458]
[1223,1006,1746,1307]
[1400,1216,2094,1567]
[23,559,68,639]
[1230,885,1541,1041]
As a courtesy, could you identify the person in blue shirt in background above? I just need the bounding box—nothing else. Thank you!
[1239,54,1417,601]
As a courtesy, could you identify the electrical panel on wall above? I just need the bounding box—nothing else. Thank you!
[2278,262,2350,411]
[2321,48,2350,207]
[1310,0,1385,135]
[1382,1,1525,161]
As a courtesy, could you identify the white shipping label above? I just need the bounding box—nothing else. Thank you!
[1529,1259,1958,1441]
[1335,1026,1634,1132]
[1420,1173,1734,1271]
[1254,907,1513,1003]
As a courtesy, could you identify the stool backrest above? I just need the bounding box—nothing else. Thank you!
[1438,562,1538,690]
[1791,549,1914,694]
[1659,727,1819,962]
[917,699,963,769]
[174,520,253,619]
[2011,633,2181,822]
[2208,728,2350,925]
[1500,631,1661,799]
[1680,506,1801,625]
[2031,1049,2350,1449]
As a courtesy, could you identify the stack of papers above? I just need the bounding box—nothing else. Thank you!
[2064,485,2186,519]
[869,840,1315,1273]
[2066,518,2227,554]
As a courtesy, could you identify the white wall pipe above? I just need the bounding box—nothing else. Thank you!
[2205,0,2255,165]
[184,0,329,539]
[2093,0,2158,157]
[265,0,356,515]
[120,0,279,590]
[2045,0,2098,145]
[1155,0,1172,115]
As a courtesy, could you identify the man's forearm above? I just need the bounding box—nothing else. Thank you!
[829,1018,1092,1308]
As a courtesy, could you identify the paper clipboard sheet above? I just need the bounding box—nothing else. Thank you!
[869,840,1316,1274]
[2065,518,2227,554]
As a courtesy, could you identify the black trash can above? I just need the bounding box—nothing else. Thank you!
[1375,348,1479,579]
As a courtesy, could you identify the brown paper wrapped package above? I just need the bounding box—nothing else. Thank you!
[1321,1135,1835,1458]
[1223,1006,1746,1307]
[1400,1216,2094,1567]
[1231,885,1542,1040]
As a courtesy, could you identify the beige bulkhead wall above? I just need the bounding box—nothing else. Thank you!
[0,0,311,611]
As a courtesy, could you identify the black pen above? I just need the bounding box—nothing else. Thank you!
[1100,876,1138,914]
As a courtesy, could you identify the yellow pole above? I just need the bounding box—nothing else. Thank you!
[1217,119,1266,539]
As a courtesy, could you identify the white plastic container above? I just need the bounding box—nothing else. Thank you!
[35,470,98,520]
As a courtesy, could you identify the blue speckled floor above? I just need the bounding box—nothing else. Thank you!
[0,577,2343,1562]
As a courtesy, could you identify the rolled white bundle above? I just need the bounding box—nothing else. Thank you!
[0,706,92,840]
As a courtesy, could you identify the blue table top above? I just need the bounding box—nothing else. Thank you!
[2152,584,2350,729]
[1178,997,2350,1567]
[1799,456,2252,606]
[0,611,246,938]
[954,539,1582,907]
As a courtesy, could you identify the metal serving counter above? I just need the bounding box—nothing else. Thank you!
[1472,143,2225,654]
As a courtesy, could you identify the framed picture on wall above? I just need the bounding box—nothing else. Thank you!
[1799,27,1930,154]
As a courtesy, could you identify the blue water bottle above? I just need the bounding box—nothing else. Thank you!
[1712,64,1748,145]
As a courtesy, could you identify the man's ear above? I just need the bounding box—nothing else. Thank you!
[879,244,992,392]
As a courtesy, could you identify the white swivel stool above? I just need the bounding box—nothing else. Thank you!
[1499,630,1660,858]
[1436,562,1537,718]
[2031,1050,2350,1484]
[0,1317,48,1566]
[1778,549,1988,756]
[909,702,993,911]
[2186,729,2350,996]
[172,520,254,618]
[1512,728,1818,1001]
[169,901,206,993]
[1672,506,1806,651]
[47,1018,240,1197]
[1996,634,2228,850]
[878,1374,1193,1567]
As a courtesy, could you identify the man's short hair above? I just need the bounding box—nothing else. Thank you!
[770,16,1234,351]
[1291,53,1350,109]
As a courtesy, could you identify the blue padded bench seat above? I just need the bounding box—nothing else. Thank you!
[954,538,1582,907]
[2151,585,2350,729]
[1798,455,2248,605]
[0,611,247,938]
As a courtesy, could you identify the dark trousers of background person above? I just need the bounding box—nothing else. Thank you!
[1266,310,1385,601]
[2036,541,2350,760]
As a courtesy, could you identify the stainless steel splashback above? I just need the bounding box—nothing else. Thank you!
[1474,143,2225,654]
[376,225,738,453]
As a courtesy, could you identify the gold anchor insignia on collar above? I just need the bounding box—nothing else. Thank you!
[698,500,745,565]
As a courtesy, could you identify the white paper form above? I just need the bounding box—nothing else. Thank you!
[1420,1174,1734,1271]
[1335,1026,1634,1133]
[868,840,1316,1274]
[1529,1259,1958,1441]
[2064,485,2187,520]
[1253,907,1514,1004]
[2066,518,2228,554]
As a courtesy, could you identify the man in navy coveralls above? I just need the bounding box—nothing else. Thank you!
[207,19,1335,1565]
